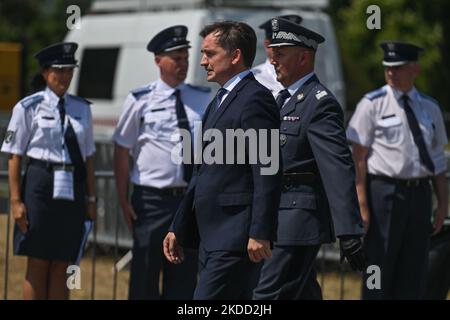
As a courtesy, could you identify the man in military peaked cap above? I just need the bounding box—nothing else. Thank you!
[347,40,448,299]
[252,14,303,95]
[380,41,423,66]
[268,17,324,50]
[147,25,191,54]
[253,18,365,300]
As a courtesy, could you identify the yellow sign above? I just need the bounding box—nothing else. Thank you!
[0,43,22,112]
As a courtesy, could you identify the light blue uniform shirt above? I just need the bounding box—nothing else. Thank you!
[1,87,95,162]
[347,84,448,178]
[113,78,210,188]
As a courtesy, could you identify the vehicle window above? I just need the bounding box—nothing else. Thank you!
[77,47,120,99]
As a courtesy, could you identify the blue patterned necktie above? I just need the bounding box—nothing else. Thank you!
[212,87,228,113]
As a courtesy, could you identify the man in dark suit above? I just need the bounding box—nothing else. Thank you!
[253,18,366,300]
[163,21,282,300]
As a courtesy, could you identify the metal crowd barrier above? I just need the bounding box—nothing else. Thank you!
[1,170,448,300]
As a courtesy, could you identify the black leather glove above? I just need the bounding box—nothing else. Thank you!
[339,235,366,272]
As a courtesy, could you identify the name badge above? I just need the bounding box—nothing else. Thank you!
[53,166,74,201]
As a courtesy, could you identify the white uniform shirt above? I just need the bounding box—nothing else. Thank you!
[347,84,448,178]
[1,87,96,162]
[113,79,210,188]
[252,59,284,96]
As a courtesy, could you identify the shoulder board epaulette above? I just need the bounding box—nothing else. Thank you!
[186,84,211,93]
[314,87,328,100]
[419,92,439,106]
[131,86,152,99]
[21,94,44,109]
[69,94,92,105]
[364,87,387,101]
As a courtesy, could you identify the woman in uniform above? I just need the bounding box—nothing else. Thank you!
[1,42,97,300]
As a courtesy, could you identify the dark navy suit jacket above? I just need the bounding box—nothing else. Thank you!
[277,74,364,246]
[170,73,282,252]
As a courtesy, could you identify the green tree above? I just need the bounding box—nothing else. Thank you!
[328,0,448,111]
[0,0,92,94]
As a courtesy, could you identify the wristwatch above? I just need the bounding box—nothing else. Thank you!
[87,196,97,204]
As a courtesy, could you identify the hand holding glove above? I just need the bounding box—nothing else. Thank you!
[339,235,366,272]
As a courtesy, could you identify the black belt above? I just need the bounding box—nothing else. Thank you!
[134,184,187,197]
[28,158,74,170]
[283,172,317,187]
[368,174,431,187]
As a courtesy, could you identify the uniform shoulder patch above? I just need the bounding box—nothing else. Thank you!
[68,94,92,105]
[186,84,211,93]
[418,92,439,106]
[131,86,152,99]
[315,89,328,100]
[364,87,387,101]
[20,93,44,109]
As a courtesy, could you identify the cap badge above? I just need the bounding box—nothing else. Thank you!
[63,44,72,53]
[387,43,395,51]
[174,27,183,37]
[271,19,279,32]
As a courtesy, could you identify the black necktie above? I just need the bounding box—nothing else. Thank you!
[402,94,435,174]
[276,89,291,109]
[57,97,66,128]
[174,89,193,183]
[57,98,86,179]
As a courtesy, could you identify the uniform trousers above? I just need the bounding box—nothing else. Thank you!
[129,185,198,300]
[362,175,432,299]
[253,244,321,300]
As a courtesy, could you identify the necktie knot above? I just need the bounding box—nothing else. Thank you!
[57,97,65,110]
[173,89,181,98]
[212,88,228,112]
[276,89,291,108]
[216,87,227,102]
[401,94,409,103]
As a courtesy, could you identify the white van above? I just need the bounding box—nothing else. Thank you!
[66,0,345,141]
[64,0,345,247]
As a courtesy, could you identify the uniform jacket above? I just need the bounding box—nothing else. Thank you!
[170,73,282,252]
[277,74,364,245]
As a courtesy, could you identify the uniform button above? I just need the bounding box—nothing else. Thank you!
[283,127,287,131]
[292,201,296,206]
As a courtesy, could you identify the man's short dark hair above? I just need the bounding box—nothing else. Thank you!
[200,21,257,68]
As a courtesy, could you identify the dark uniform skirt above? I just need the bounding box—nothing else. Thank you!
[14,159,86,262]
